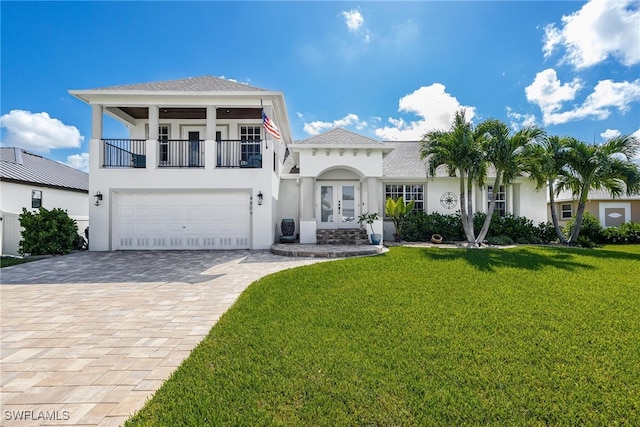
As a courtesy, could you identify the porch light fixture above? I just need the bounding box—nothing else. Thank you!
[257,191,263,206]
[94,191,103,206]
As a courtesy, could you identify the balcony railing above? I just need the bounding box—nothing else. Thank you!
[158,140,204,168]
[217,139,262,168]
[100,139,263,169]
[103,139,146,168]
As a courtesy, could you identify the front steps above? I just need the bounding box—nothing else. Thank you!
[316,228,370,245]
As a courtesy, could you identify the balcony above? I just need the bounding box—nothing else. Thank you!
[101,139,262,169]
[102,139,146,168]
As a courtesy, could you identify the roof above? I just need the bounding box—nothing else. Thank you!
[0,148,89,192]
[294,127,388,147]
[382,141,428,178]
[84,75,268,93]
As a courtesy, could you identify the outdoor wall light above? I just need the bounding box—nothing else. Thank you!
[94,191,103,206]
[257,191,263,206]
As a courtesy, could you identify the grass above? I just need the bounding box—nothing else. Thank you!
[126,245,640,426]
[0,256,37,268]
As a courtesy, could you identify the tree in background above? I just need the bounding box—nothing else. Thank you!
[557,135,640,243]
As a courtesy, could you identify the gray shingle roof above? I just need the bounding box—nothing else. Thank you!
[295,127,386,146]
[382,141,428,178]
[88,75,268,92]
[1,148,89,192]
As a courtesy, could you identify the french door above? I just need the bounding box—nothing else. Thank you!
[317,182,359,229]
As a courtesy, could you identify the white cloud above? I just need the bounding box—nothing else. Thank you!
[303,113,368,136]
[374,83,476,140]
[0,110,84,153]
[600,128,621,140]
[64,152,89,173]
[527,72,640,125]
[340,9,371,43]
[506,106,537,131]
[543,0,640,68]
[341,9,364,32]
[525,69,583,119]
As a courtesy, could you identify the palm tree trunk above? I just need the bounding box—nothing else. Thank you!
[459,174,472,242]
[466,175,477,247]
[569,185,589,243]
[547,181,567,244]
[476,173,501,244]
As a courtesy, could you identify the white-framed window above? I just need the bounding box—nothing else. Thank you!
[240,125,261,141]
[561,203,572,220]
[384,184,424,212]
[31,190,42,208]
[488,185,506,217]
[240,125,262,166]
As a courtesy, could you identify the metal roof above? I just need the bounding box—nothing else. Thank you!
[0,148,89,192]
[86,75,268,93]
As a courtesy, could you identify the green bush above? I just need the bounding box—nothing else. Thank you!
[563,211,604,244]
[19,207,79,256]
[603,222,640,244]
[401,211,555,244]
[486,235,514,246]
[403,211,464,242]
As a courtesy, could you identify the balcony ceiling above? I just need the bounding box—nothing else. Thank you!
[118,107,263,120]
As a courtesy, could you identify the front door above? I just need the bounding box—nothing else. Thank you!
[317,182,359,229]
[188,131,201,167]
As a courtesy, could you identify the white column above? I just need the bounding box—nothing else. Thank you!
[91,105,103,140]
[146,106,159,169]
[205,106,217,171]
[299,177,317,244]
[148,106,159,140]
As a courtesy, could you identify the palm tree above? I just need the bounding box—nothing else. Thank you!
[526,135,574,244]
[420,110,486,246]
[474,120,545,244]
[557,135,640,243]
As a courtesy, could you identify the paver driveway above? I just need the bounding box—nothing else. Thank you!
[1,250,326,426]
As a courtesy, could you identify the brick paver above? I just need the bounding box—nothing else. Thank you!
[1,250,327,426]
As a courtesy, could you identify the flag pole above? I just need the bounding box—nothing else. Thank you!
[261,99,267,149]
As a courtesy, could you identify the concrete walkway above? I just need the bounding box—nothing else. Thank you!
[0,250,329,426]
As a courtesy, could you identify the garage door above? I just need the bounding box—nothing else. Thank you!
[113,191,250,250]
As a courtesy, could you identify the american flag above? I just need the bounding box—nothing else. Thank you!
[262,109,281,140]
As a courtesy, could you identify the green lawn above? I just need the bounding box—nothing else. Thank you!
[127,245,640,426]
[0,256,37,268]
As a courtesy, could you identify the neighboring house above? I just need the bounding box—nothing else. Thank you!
[551,188,640,228]
[69,75,548,251]
[0,148,89,255]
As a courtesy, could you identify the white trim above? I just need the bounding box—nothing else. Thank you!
[599,202,631,227]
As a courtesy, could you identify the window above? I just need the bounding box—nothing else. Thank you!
[488,185,506,217]
[561,204,572,220]
[240,125,262,166]
[384,184,424,213]
[158,125,170,163]
[32,190,42,208]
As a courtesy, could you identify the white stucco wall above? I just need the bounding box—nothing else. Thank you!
[0,181,89,255]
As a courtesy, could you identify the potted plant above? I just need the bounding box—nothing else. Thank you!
[358,212,382,245]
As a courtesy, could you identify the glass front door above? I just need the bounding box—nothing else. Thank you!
[317,182,359,229]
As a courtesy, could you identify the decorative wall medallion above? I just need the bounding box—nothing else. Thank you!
[607,212,622,219]
[440,192,457,209]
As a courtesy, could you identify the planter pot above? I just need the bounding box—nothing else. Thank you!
[431,234,443,244]
[370,234,382,245]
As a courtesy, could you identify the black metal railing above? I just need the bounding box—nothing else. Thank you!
[102,139,146,168]
[217,139,262,168]
[158,140,204,168]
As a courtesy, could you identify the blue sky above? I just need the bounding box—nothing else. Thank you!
[1,0,639,172]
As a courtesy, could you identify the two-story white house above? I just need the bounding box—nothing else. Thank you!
[70,76,548,250]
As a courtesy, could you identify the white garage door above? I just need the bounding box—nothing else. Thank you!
[113,191,250,250]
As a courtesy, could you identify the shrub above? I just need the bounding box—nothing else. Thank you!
[486,235,514,246]
[403,211,464,242]
[603,222,640,244]
[563,211,604,244]
[536,221,558,243]
[19,207,79,256]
